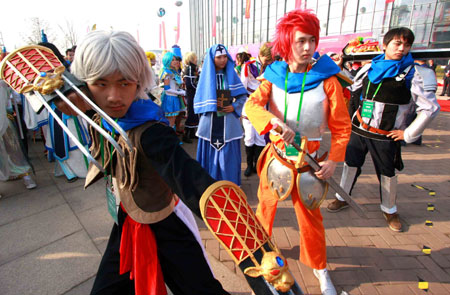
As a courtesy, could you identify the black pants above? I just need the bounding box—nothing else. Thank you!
[91,207,229,295]
[345,133,400,199]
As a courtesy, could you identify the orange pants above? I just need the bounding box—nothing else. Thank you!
[255,142,327,270]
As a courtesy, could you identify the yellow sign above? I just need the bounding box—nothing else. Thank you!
[422,246,431,255]
[418,281,429,290]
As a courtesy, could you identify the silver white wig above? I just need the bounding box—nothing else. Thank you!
[71,30,154,99]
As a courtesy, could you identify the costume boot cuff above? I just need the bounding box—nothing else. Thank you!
[335,163,357,201]
[380,175,397,213]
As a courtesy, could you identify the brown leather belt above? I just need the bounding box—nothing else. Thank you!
[270,143,328,173]
[356,111,390,136]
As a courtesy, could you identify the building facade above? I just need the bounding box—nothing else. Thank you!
[189,0,450,59]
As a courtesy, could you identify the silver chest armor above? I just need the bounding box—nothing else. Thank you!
[269,82,327,141]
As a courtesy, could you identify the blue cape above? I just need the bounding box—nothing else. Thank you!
[368,53,415,84]
[263,55,340,93]
[194,44,247,114]
[101,99,169,132]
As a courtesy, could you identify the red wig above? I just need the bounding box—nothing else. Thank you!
[271,10,320,63]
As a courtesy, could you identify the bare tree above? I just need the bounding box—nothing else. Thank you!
[21,17,55,45]
[58,19,78,50]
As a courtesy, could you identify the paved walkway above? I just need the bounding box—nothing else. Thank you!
[0,92,449,295]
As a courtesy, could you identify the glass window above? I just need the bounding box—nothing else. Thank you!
[306,0,318,12]
[358,0,376,14]
[356,12,373,31]
[254,0,262,43]
[317,3,329,35]
[411,24,432,48]
[434,1,450,23]
[411,2,436,25]
[329,1,343,19]
[393,0,413,8]
[285,0,295,12]
[372,10,390,29]
[341,15,357,34]
[411,23,432,49]
[245,1,254,45]
[327,18,342,35]
[390,4,412,27]
[343,0,358,17]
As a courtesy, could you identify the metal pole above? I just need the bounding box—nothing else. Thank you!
[409,0,416,28]
[252,0,256,43]
[326,0,331,35]
[428,0,439,48]
[241,0,244,44]
[354,0,360,33]
[266,0,270,42]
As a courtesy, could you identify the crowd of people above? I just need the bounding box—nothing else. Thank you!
[0,8,444,295]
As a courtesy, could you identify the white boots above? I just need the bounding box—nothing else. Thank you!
[313,268,337,295]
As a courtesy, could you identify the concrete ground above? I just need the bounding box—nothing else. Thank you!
[0,89,449,295]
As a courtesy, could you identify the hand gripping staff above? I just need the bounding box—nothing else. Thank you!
[274,126,367,218]
[200,181,304,295]
[0,45,133,172]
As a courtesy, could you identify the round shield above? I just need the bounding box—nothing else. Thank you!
[296,170,328,210]
[266,157,294,201]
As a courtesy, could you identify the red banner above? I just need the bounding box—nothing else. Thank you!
[245,0,251,19]
[176,12,180,44]
[162,21,167,49]
[212,0,217,37]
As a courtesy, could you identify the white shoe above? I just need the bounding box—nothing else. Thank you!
[313,268,337,295]
[23,175,37,190]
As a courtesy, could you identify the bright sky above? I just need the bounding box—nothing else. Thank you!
[0,0,191,54]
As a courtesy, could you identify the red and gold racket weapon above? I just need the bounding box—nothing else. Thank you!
[200,181,304,295]
[0,45,133,171]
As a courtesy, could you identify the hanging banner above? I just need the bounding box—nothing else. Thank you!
[212,0,217,37]
[162,21,167,49]
[176,12,181,44]
[245,0,251,19]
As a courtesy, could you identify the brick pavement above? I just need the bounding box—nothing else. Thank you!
[197,102,450,294]
[0,94,448,294]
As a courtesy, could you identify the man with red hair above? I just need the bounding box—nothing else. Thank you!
[245,10,351,295]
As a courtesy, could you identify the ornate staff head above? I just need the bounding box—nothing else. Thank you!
[0,45,133,171]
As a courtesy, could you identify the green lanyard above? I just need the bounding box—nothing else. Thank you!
[217,74,225,90]
[284,68,307,127]
[99,119,118,177]
[365,81,383,100]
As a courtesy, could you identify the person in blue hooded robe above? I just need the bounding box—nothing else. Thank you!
[194,44,248,186]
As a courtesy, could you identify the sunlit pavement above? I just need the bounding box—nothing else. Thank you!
[0,87,448,294]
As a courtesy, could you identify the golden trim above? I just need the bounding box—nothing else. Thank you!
[16,51,40,75]
[36,47,57,70]
[200,180,271,266]
[0,45,55,80]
